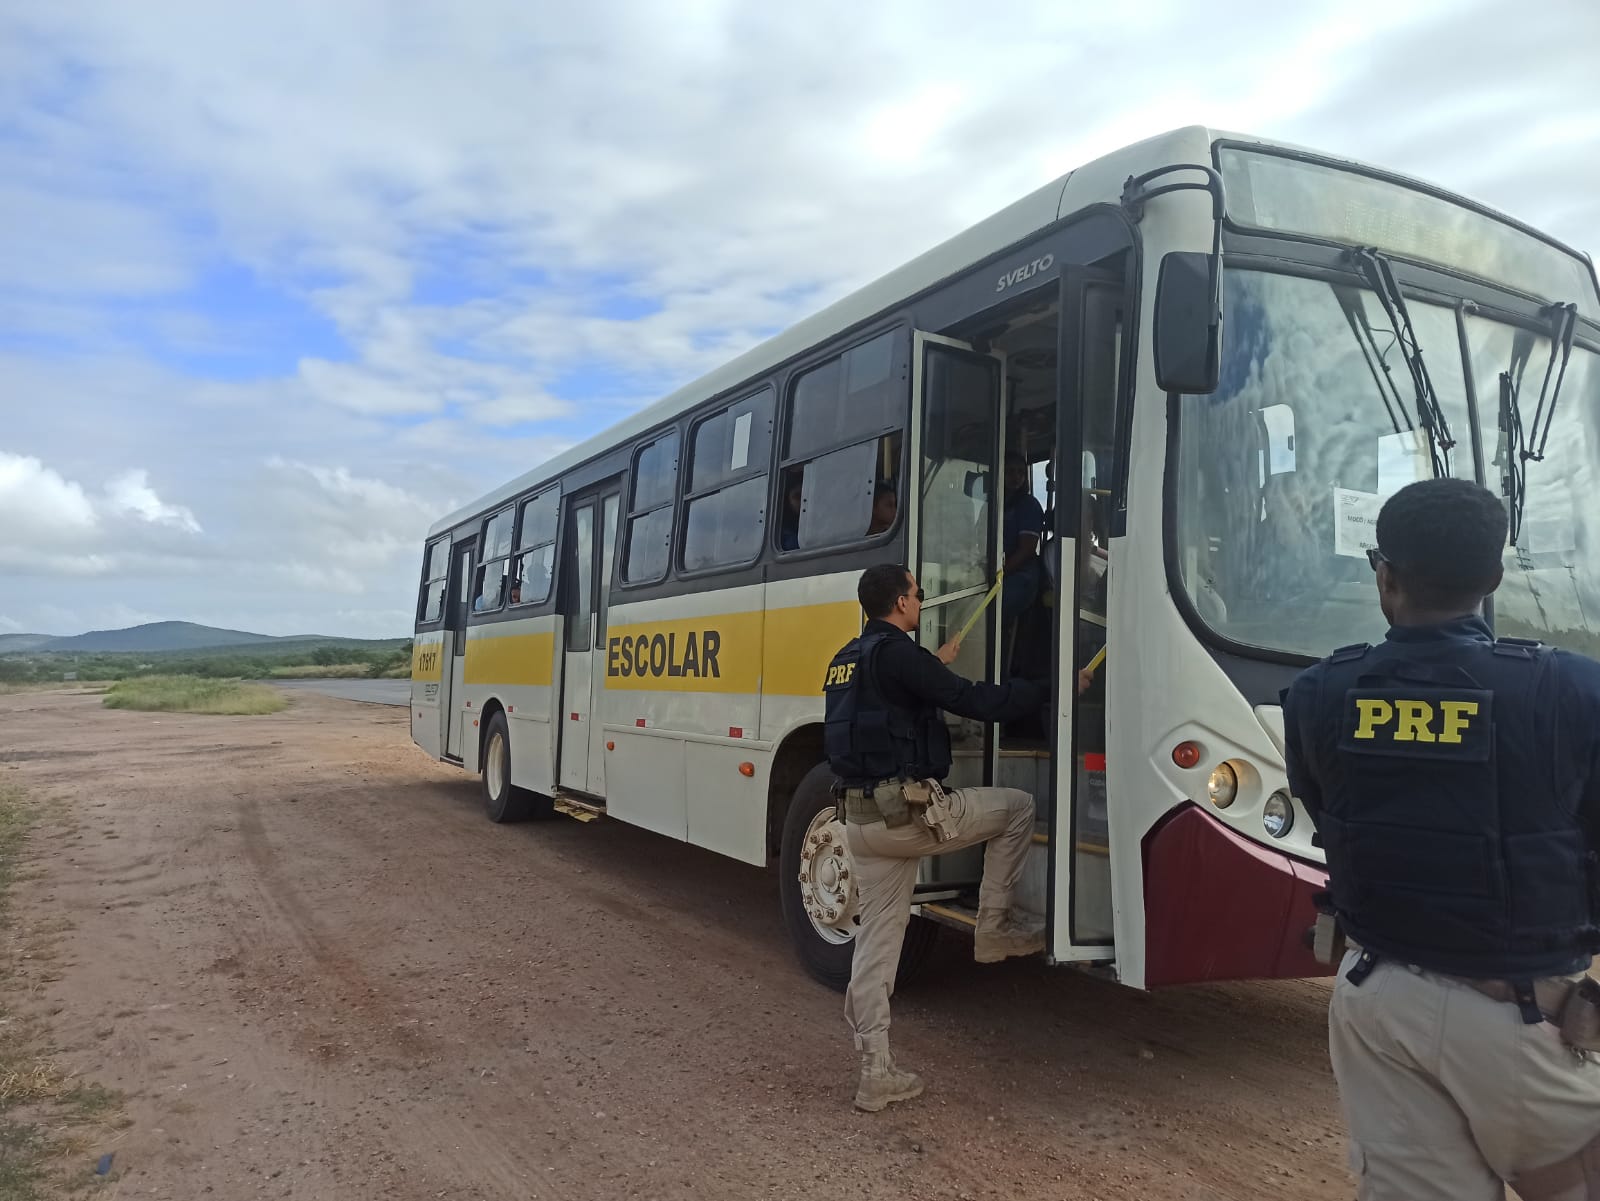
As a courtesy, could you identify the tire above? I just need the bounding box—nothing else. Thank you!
[480,711,554,823]
[778,762,939,992]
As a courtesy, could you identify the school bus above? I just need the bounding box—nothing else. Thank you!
[411,125,1600,990]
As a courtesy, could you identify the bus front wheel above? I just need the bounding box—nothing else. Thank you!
[778,763,938,993]
[480,711,554,823]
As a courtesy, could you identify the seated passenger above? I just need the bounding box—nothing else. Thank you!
[780,475,804,551]
[866,481,897,535]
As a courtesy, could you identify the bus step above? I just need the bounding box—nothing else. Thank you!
[917,900,980,932]
[553,792,606,823]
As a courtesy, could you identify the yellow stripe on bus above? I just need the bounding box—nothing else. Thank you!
[463,631,555,686]
[762,600,860,696]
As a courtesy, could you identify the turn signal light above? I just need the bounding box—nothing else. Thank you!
[1171,741,1202,769]
[738,762,755,777]
[605,740,615,751]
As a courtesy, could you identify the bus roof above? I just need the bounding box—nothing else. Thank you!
[427,125,1218,538]
[427,124,1597,539]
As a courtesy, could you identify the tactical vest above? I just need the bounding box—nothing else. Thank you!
[1307,632,1597,979]
[823,630,952,786]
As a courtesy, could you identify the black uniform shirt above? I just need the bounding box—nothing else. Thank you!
[862,618,1046,724]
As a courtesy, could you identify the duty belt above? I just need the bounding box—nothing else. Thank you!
[834,778,904,826]
[1347,941,1600,1048]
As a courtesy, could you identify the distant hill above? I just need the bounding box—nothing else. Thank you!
[0,633,56,653]
[0,621,406,656]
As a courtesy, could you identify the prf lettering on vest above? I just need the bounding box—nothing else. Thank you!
[824,662,856,687]
[606,630,722,680]
[1352,697,1480,744]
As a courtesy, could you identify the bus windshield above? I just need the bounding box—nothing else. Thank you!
[1174,268,1600,661]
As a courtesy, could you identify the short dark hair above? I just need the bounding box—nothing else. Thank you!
[874,481,896,501]
[1376,478,1506,609]
[858,563,912,619]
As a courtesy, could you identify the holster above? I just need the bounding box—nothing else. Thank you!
[1556,977,1600,1052]
[904,778,957,843]
[1311,912,1347,967]
[1462,972,1600,1050]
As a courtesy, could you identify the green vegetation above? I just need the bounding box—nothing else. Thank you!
[1,784,125,1198]
[0,639,411,687]
[102,675,288,715]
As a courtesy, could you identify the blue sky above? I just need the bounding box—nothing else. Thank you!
[1,0,1596,637]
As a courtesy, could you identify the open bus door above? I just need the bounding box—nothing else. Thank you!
[907,332,1005,786]
[1050,266,1126,965]
[439,539,476,760]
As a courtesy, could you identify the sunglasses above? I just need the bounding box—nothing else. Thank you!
[903,588,925,602]
[1365,547,1390,571]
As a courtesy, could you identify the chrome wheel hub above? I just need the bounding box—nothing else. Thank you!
[486,730,506,798]
[797,806,858,945]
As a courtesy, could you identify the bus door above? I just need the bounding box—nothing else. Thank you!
[1050,265,1126,964]
[440,539,476,760]
[557,485,621,796]
[908,333,1005,791]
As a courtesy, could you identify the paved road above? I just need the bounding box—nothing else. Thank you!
[269,677,411,706]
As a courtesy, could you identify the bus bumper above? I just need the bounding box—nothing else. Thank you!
[1141,802,1330,987]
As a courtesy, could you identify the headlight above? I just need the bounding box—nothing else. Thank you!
[1263,791,1294,838]
[1206,762,1238,809]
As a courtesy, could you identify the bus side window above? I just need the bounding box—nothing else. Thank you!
[778,329,906,552]
[683,389,774,572]
[471,508,514,614]
[512,488,559,605]
[418,537,450,623]
[622,430,679,584]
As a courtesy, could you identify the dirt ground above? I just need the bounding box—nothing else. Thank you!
[0,689,1353,1200]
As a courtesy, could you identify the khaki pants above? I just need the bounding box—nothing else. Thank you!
[1329,949,1600,1200]
[843,786,1034,1053]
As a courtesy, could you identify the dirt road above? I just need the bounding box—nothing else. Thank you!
[0,689,1351,1199]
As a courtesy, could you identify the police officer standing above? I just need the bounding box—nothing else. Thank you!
[824,563,1052,1112]
[1283,478,1600,1200]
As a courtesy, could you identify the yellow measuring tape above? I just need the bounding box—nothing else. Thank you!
[955,570,1005,644]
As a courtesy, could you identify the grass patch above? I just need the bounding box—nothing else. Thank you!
[101,675,287,715]
[1,784,126,1199]
[266,663,371,679]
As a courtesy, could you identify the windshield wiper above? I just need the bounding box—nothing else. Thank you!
[1351,247,1456,477]
[1500,301,1578,546]
[1334,283,1413,437]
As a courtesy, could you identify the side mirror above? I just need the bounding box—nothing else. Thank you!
[1153,251,1222,395]
[963,469,990,500]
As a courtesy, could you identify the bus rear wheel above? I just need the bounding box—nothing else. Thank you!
[778,763,938,993]
[481,711,554,823]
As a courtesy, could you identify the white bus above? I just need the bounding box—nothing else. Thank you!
[410,125,1600,992]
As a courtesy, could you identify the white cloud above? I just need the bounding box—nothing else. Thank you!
[0,450,203,575]
[104,469,202,533]
[0,451,99,543]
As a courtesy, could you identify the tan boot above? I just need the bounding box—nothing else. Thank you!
[853,1050,924,1112]
[974,907,1045,963]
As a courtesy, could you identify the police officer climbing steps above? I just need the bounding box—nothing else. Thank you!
[824,564,1051,1113]
[1283,478,1600,1200]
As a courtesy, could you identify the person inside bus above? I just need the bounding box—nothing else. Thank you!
[779,473,804,551]
[866,481,897,536]
[1000,450,1045,629]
